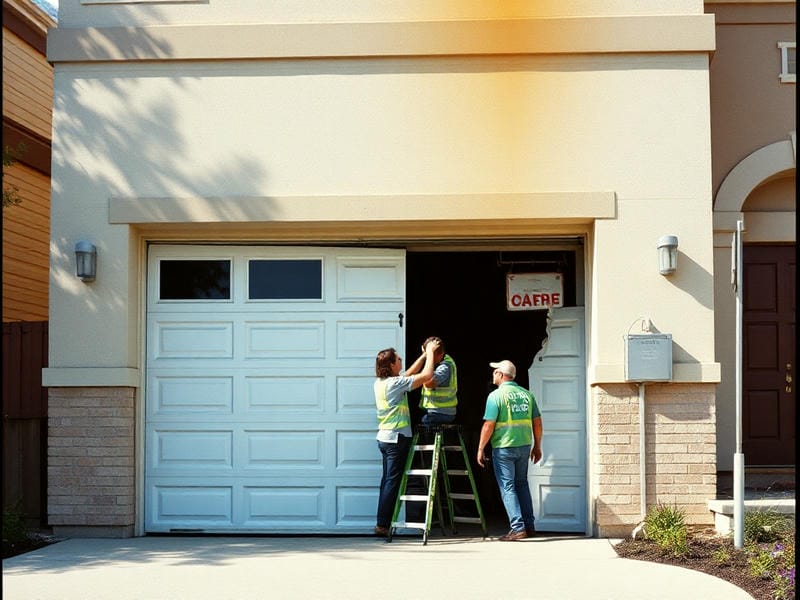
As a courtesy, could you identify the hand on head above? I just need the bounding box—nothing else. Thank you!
[424,339,441,353]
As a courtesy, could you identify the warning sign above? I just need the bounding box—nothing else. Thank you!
[506,273,564,311]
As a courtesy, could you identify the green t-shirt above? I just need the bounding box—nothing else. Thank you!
[483,381,540,448]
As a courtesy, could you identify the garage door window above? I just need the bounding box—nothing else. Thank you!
[248,259,323,300]
[159,259,231,300]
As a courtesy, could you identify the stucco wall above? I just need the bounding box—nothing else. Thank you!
[708,0,796,471]
[44,3,722,537]
[47,51,717,383]
[55,0,706,28]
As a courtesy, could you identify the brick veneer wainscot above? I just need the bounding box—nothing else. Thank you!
[48,387,136,538]
[592,383,716,538]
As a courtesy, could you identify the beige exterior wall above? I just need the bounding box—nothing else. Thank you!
[707,1,796,197]
[45,2,722,535]
[56,0,706,28]
[707,0,796,470]
[44,50,718,381]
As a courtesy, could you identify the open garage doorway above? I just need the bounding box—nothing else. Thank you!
[404,247,581,523]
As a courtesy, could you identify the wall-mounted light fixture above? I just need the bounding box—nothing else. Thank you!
[657,235,679,276]
[75,241,97,282]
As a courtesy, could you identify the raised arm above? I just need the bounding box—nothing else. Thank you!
[405,340,440,389]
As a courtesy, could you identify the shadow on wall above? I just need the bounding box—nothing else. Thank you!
[53,27,270,303]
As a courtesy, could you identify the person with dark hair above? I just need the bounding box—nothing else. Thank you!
[418,336,458,425]
[477,359,543,541]
[373,339,440,537]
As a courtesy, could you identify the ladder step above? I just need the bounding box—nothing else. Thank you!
[392,521,427,530]
[389,429,486,543]
[406,469,432,476]
[400,494,429,501]
[449,493,475,500]
[453,516,483,524]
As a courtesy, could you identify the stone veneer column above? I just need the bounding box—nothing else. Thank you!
[592,383,716,538]
[48,387,136,538]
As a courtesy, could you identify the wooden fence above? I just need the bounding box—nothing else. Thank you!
[2,321,48,527]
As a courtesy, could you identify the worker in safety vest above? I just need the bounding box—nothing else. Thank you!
[372,339,440,538]
[418,336,458,425]
[477,359,543,541]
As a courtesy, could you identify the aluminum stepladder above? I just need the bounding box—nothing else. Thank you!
[387,424,487,545]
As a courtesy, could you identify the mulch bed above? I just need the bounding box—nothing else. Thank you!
[614,532,779,600]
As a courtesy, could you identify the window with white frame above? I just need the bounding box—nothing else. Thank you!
[779,42,796,83]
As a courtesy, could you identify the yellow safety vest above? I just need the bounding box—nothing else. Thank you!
[420,355,458,410]
[375,378,411,430]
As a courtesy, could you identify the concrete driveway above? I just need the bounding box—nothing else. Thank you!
[2,533,754,600]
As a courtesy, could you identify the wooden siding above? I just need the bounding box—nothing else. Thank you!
[2,162,50,322]
[2,27,54,141]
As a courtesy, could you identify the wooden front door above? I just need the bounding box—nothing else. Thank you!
[742,245,796,466]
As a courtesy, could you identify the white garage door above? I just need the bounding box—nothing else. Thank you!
[145,245,406,533]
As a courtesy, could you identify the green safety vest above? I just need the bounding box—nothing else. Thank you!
[420,355,458,410]
[490,382,534,448]
[374,378,411,431]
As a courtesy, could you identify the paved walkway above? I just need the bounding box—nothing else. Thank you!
[2,533,754,600]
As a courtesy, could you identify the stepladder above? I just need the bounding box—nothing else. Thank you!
[387,424,487,544]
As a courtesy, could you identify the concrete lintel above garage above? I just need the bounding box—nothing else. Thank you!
[109,192,616,226]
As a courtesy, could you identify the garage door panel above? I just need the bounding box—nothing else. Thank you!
[245,375,325,412]
[146,245,405,533]
[244,430,325,468]
[336,486,379,526]
[530,477,587,532]
[152,485,233,527]
[245,321,326,358]
[243,486,326,526]
[336,430,382,471]
[149,375,234,416]
[336,375,377,414]
[537,375,582,414]
[151,320,234,359]
[536,427,584,472]
[151,429,234,470]
[337,320,403,358]
[336,256,405,302]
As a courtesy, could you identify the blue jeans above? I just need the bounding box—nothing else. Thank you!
[421,411,456,425]
[492,445,535,532]
[376,435,411,528]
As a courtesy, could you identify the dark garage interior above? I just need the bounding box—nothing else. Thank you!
[404,248,579,522]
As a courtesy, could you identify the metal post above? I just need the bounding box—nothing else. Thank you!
[639,383,646,520]
[733,220,744,549]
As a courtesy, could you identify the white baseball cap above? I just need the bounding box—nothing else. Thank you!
[489,359,516,378]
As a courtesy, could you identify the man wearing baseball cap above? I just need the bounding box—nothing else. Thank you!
[477,359,543,541]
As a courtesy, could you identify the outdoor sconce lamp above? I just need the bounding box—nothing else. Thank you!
[657,235,679,276]
[75,241,97,282]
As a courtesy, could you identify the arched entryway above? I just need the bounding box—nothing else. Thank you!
[714,136,796,467]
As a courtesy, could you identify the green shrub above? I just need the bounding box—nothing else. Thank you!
[748,546,776,579]
[643,503,689,556]
[743,510,791,544]
[712,547,731,565]
[2,503,29,545]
